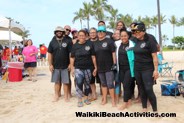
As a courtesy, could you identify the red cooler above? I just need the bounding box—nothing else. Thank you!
[8,62,24,82]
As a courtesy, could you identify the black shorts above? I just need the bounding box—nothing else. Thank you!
[24,62,37,68]
[40,54,46,59]
[90,74,101,84]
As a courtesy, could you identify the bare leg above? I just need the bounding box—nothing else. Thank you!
[59,83,62,97]
[63,84,69,102]
[115,94,119,104]
[27,67,32,80]
[109,88,116,107]
[53,83,61,102]
[68,82,72,98]
[101,87,107,105]
[90,83,97,100]
[32,67,37,82]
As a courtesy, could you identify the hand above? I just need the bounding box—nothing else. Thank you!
[49,65,54,72]
[68,65,71,71]
[93,68,97,76]
[71,68,75,77]
[153,70,159,80]
[111,64,117,71]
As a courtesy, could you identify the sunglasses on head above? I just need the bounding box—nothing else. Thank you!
[66,29,71,32]
[98,31,106,33]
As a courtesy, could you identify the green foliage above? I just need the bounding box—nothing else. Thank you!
[172,36,184,46]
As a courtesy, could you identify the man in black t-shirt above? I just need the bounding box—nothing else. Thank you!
[48,26,73,102]
[93,26,116,107]
[133,22,159,112]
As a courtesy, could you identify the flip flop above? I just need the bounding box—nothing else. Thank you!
[78,102,83,107]
[84,99,91,105]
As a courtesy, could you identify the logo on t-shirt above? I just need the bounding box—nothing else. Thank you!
[102,42,107,48]
[62,43,67,47]
[140,42,146,48]
[85,46,90,51]
[125,46,129,51]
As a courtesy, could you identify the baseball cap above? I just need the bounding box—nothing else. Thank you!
[71,28,78,34]
[133,22,146,32]
[54,26,65,32]
[97,26,106,32]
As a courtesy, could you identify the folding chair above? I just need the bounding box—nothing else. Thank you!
[159,62,173,77]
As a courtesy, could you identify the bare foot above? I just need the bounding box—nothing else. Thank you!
[101,100,107,105]
[142,108,148,112]
[52,96,59,102]
[112,102,116,107]
[65,98,70,102]
[134,98,141,103]
[127,100,132,108]
[68,94,72,98]
[119,103,128,110]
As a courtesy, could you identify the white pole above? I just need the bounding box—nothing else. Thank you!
[9,19,12,61]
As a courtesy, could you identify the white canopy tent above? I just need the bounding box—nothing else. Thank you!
[0,30,23,45]
[0,16,25,60]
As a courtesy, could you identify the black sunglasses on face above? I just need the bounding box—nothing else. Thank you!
[66,29,71,32]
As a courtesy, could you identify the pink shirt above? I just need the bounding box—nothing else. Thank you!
[22,45,38,63]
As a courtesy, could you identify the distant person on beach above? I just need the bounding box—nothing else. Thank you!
[132,22,159,112]
[48,26,73,102]
[70,30,97,107]
[40,43,47,66]
[22,39,38,82]
[93,26,116,107]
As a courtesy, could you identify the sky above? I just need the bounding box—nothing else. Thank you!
[0,0,183,47]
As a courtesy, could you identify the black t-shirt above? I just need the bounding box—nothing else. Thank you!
[48,36,72,69]
[106,31,113,39]
[118,43,129,67]
[133,33,158,71]
[93,38,115,72]
[71,40,95,69]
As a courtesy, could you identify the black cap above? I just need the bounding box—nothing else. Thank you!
[135,22,146,32]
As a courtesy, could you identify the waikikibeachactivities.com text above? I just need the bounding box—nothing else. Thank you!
[75,112,176,118]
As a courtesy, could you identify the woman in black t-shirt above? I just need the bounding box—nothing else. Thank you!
[133,22,159,112]
[70,30,97,107]
[94,26,116,107]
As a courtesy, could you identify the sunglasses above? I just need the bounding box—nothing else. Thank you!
[132,30,141,34]
[66,29,71,32]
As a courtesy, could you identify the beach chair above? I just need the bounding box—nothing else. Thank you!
[159,62,174,77]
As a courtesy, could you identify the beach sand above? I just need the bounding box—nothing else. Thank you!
[0,51,184,123]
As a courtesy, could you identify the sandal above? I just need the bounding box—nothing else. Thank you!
[84,99,91,105]
[78,102,83,107]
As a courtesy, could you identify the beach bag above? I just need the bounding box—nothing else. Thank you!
[161,83,180,96]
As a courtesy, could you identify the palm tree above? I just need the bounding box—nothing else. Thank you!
[107,18,116,30]
[160,14,167,24]
[151,15,158,37]
[162,34,169,46]
[118,14,133,27]
[177,17,184,26]
[91,0,110,21]
[82,2,94,29]
[17,30,30,41]
[107,7,119,30]
[169,15,178,38]
[134,16,143,22]
[142,16,152,32]
[73,9,84,29]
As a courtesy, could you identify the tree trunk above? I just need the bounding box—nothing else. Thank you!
[80,19,82,29]
[87,16,90,30]
[157,0,163,57]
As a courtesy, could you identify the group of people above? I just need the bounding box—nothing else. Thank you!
[48,20,159,112]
